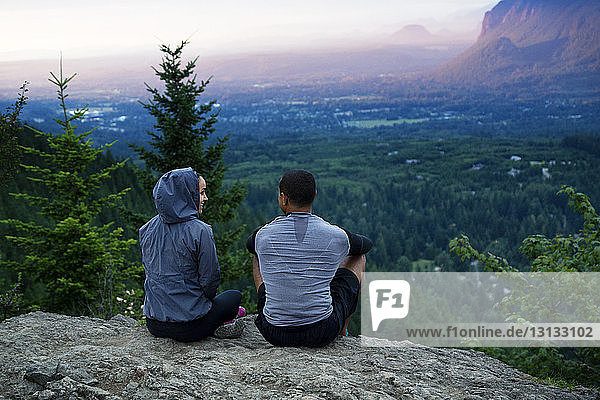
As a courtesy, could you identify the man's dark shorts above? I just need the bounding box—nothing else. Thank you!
[254,268,360,347]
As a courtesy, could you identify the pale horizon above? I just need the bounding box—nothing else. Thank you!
[1,1,496,62]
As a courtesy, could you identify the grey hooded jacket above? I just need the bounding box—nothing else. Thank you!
[140,167,220,322]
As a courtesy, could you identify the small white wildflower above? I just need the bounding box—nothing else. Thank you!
[116,297,124,302]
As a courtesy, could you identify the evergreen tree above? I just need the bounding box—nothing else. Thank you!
[449,186,600,272]
[0,63,139,317]
[0,82,28,186]
[130,41,249,286]
[449,185,600,387]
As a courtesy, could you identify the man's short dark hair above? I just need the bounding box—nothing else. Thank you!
[279,169,316,207]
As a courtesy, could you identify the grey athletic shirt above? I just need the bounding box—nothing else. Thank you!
[253,212,351,326]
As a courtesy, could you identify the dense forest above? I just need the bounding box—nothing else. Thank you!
[4,126,600,301]
[221,134,600,273]
[0,124,153,308]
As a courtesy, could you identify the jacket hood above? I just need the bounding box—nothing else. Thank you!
[153,167,200,224]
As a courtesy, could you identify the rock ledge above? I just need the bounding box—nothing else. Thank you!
[0,312,597,399]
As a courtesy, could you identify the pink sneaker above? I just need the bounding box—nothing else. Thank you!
[214,318,244,339]
[214,306,247,339]
[222,306,246,325]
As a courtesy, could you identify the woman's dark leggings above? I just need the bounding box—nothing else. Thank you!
[146,290,242,342]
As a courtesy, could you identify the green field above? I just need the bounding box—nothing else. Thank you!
[345,118,428,128]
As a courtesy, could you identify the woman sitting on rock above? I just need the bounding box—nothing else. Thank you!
[139,167,245,342]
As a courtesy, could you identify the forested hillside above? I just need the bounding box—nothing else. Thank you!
[5,127,599,303]
[222,134,600,273]
[0,125,154,303]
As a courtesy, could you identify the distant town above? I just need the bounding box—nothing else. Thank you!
[9,87,597,158]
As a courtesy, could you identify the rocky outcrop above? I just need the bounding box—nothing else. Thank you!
[479,0,542,40]
[478,0,594,46]
[432,0,600,90]
[0,312,597,399]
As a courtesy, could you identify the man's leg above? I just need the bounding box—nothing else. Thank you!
[253,255,263,291]
[338,254,366,335]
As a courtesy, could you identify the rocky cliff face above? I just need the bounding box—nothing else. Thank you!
[478,0,596,46]
[431,0,600,90]
[1,312,598,399]
[480,0,542,40]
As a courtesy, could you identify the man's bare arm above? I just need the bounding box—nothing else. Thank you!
[252,255,263,291]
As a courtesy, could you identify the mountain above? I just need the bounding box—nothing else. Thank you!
[390,25,436,45]
[387,25,476,47]
[432,0,600,91]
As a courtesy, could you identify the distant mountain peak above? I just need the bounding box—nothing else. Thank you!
[390,24,435,45]
[399,25,431,34]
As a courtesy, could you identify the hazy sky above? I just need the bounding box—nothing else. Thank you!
[1,0,497,61]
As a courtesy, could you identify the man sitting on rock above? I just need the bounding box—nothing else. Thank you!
[247,169,372,347]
